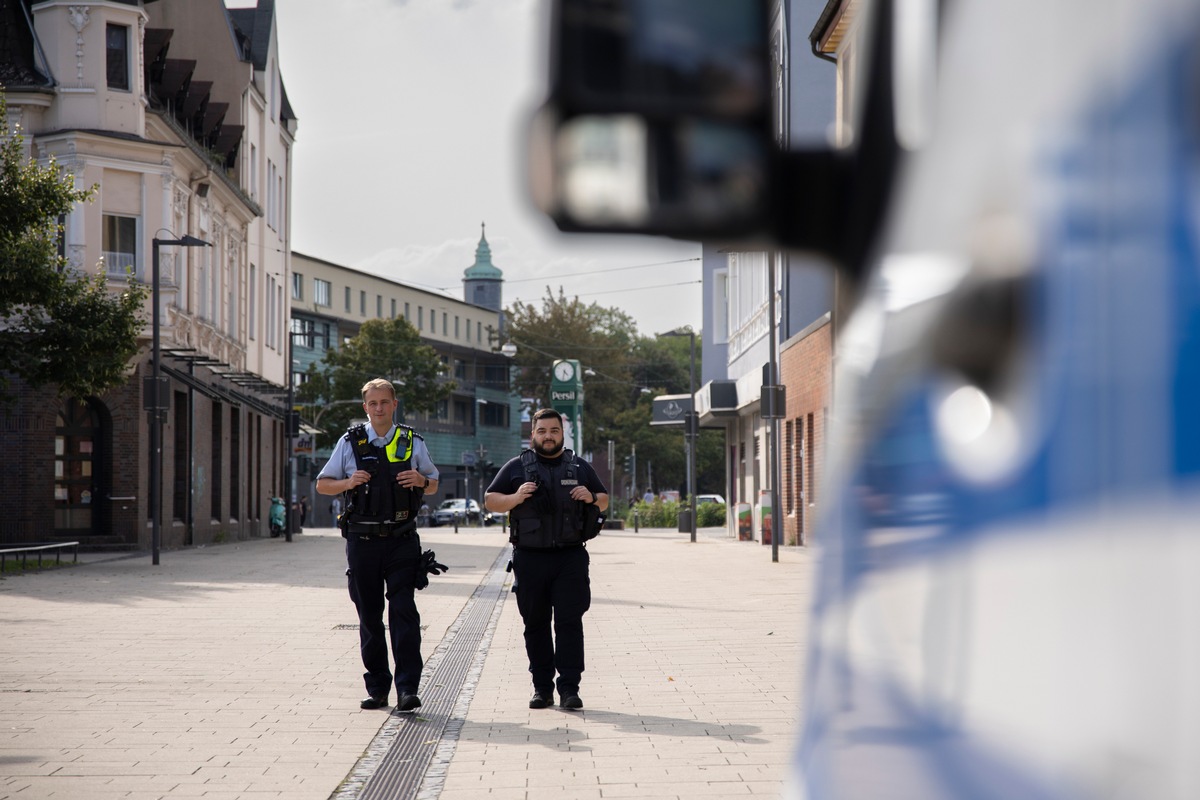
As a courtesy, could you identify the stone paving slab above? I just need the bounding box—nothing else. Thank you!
[0,525,812,800]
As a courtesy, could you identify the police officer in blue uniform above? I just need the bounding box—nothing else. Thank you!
[485,408,608,710]
[316,378,440,712]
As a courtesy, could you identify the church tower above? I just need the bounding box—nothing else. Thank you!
[463,223,503,312]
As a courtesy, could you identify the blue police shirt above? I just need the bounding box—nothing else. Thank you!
[317,425,439,483]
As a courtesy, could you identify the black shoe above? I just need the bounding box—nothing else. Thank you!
[529,690,552,709]
[560,694,583,710]
[360,695,389,710]
[397,693,422,712]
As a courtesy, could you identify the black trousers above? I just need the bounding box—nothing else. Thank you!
[345,534,423,698]
[512,545,591,696]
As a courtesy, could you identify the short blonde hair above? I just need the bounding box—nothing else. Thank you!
[360,378,396,400]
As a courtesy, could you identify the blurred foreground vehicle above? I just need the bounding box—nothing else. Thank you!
[531,0,1200,797]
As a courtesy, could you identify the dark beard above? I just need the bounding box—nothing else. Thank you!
[533,438,563,457]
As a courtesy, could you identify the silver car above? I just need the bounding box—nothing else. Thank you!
[431,498,480,526]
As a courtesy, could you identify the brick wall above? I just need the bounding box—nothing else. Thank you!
[0,367,280,549]
[779,319,832,546]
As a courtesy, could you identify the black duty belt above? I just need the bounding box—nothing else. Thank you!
[346,522,416,538]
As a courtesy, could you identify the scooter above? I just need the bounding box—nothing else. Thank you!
[269,496,287,539]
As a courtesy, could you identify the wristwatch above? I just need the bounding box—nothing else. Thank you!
[422,477,430,490]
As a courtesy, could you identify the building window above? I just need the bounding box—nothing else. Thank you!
[291,317,314,349]
[230,412,240,521]
[267,161,275,230]
[455,316,460,339]
[249,265,257,338]
[172,392,188,520]
[360,290,366,316]
[404,302,410,321]
[249,144,258,200]
[377,294,382,318]
[480,401,509,427]
[807,413,816,506]
[314,278,331,307]
[418,306,424,330]
[391,298,396,319]
[106,24,129,91]
[713,267,730,343]
[212,401,223,521]
[291,272,303,300]
[344,286,351,312]
[442,312,448,336]
[53,399,98,532]
[101,214,137,277]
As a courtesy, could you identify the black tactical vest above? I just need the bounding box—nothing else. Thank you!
[509,449,589,548]
[343,424,422,527]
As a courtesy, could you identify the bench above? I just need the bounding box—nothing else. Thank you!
[0,542,80,573]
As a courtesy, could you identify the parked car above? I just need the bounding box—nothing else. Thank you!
[696,494,726,505]
[431,498,480,526]
[482,509,506,527]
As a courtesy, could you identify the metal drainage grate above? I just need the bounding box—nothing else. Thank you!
[330,548,510,800]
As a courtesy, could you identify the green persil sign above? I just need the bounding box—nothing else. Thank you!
[550,358,584,453]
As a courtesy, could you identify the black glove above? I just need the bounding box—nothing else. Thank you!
[422,549,448,575]
[415,549,449,590]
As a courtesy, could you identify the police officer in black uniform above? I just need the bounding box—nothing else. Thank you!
[316,378,440,712]
[485,408,608,710]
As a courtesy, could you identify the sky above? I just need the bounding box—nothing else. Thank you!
[229,0,703,336]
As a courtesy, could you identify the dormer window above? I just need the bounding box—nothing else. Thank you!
[106,24,130,91]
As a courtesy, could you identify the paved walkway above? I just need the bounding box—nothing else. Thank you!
[0,525,813,800]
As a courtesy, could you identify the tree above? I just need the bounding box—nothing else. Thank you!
[504,287,724,499]
[506,287,640,424]
[0,94,147,403]
[296,316,451,447]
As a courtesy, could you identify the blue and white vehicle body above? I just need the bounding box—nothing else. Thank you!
[794,0,1200,796]
[531,0,1200,795]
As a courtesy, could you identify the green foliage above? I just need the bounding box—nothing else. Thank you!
[631,498,726,528]
[297,315,452,447]
[633,498,681,528]
[504,288,724,500]
[697,501,726,527]
[0,93,147,403]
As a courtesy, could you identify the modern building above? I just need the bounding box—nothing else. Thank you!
[290,226,521,528]
[0,0,296,548]
[697,0,838,545]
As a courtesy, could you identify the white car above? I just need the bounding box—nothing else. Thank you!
[696,494,726,505]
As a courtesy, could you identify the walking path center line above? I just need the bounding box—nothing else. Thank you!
[331,546,511,800]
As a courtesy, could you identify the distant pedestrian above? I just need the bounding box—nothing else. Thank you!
[643,490,654,504]
[299,496,309,527]
[316,378,441,713]
[484,408,608,711]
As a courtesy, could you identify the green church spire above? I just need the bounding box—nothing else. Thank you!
[464,222,503,280]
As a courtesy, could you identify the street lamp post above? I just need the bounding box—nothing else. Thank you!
[149,234,210,566]
[662,326,698,543]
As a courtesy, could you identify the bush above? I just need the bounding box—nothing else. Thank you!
[625,498,726,528]
[697,502,726,528]
[631,498,679,527]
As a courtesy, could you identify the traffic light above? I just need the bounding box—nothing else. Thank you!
[623,455,633,472]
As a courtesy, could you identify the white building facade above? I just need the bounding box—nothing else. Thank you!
[0,0,296,548]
